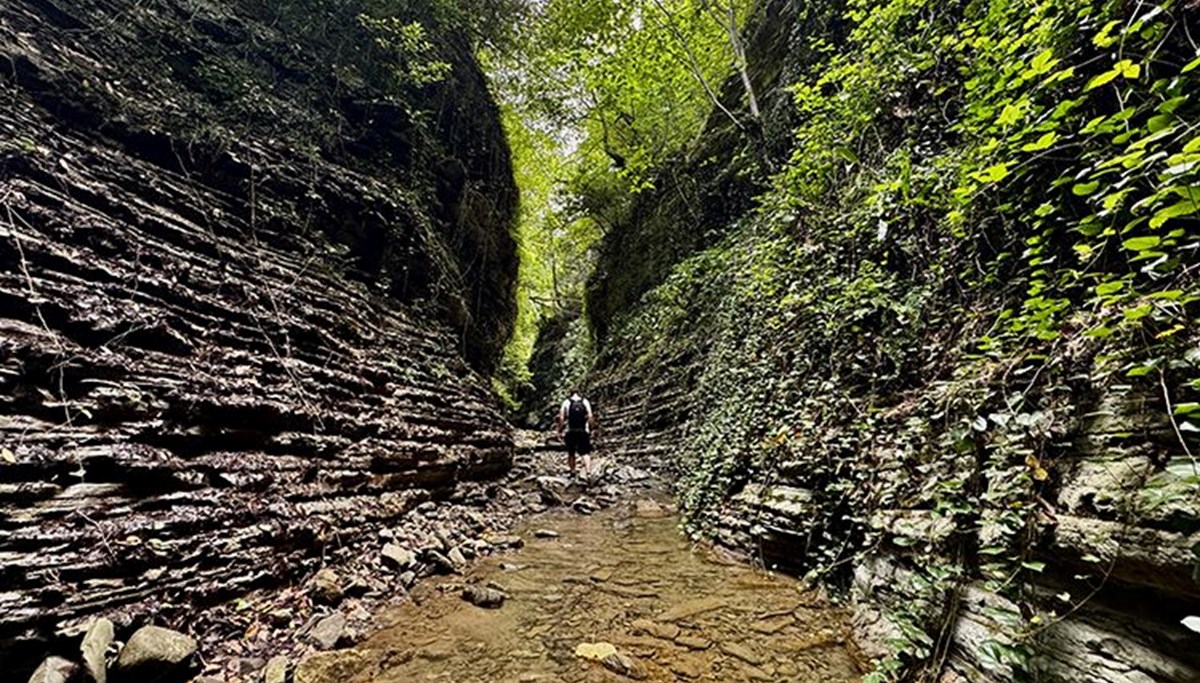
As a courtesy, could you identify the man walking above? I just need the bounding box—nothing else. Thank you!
[556,389,595,478]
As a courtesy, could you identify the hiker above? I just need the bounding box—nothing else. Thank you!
[556,389,595,477]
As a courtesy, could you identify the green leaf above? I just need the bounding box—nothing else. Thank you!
[1149,200,1199,228]
[1124,303,1153,321]
[1021,561,1046,572]
[1183,55,1200,74]
[1022,132,1058,152]
[1085,68,1120,91]
[998,102,1025,127]
[1122,236,1161,251]
[975,163,1010,183]
[1095,281,1124,296]
[1073,181,1101,196]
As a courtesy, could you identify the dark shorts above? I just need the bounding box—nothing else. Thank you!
[564,430,592,455]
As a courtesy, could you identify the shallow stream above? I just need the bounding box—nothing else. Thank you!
[338,498,862,682]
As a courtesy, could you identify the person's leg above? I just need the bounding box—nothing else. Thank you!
[565,432,577,475]
[581,432,592,476]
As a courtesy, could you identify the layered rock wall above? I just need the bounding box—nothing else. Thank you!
[582,0,1200,681]
[0,0,516,662]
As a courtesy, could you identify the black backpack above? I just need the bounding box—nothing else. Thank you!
[567,397,588,431]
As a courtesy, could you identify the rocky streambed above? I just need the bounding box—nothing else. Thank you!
[19,441,861,682]
[284,493,860,682]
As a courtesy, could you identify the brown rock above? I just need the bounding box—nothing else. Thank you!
[673,635,712,650]
[309,568,344,605]
[294,651,371,683]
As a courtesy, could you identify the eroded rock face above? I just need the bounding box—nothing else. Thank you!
[0,0,515,670]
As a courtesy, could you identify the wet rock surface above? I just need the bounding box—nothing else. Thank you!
[303,480,859,682]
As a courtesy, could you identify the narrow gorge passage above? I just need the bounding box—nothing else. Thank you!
[3,0,1200,682]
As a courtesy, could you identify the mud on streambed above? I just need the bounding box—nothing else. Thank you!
[295,498,862,682]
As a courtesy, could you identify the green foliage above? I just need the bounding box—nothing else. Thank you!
[492,0,759,400]
[592,0,1200,679]
[357,15,452,86]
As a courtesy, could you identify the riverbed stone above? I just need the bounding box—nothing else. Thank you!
[462,584,506,608]
[306,613,346,650]
[629,618,679,640]
[263,655,289,683]
[309,568,343,605]
[382,544,417,570]
[602,650,648,679]
[113,625,198,681]
[719,641,764,665]
[28,656,76,683]
[294,650,371,683]
[673,635,712,650]
[80,617,114,683]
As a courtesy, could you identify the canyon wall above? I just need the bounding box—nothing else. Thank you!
[0,0,516,666]
[584,0,1200,680]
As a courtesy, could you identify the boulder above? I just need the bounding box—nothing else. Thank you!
[28,657,77,683]
[305,613,346,651]
[113,626,198,682]
[80,617,114,683]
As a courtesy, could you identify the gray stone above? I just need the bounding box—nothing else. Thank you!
[381,543,417,570]
[263,655,289,683]
[533,529,559,539]
[462,585,506,608]
[113,625,198,681]
[447,546,467,569]
[28,657,77,683]
[602,650,647,679]
[398,570,417,588]
[305,613,346,651]
[80,617,114,683]
[425,550,458,574]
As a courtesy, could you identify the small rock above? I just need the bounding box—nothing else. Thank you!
[28,656,76,683]
[237,657,267,675]
[113,625,198,682]
[446,546,467,569]
[305,613,346,651]
[486,535,524,549]
[673,635,712,650]
[629,618,679,640]
[602,650,648,680]
[294,650,371,683]
[80,617,114,683]
[462,585,506,609]
[398,570,417,588]
[533,529,559,539]
[424,550,458,574]
[718,641,764,665]
[308,568,343,605]
[263,655,289,683]
[381,544,416,570]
